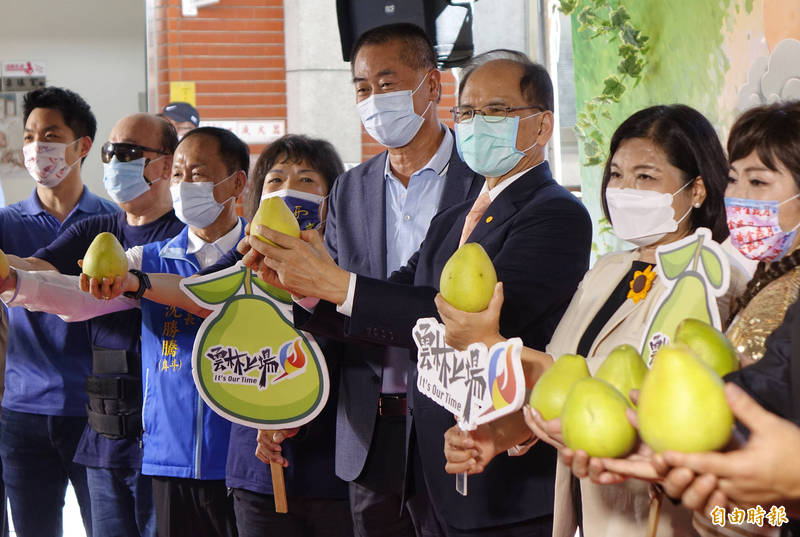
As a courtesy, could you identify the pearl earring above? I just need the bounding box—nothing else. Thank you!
[694,202,701,208]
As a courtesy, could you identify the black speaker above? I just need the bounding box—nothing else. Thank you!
[336,0,474,68]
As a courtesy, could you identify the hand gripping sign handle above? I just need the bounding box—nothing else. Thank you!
[456,427,468,496]
[270,462,288,513]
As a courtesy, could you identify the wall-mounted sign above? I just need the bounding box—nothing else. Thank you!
[199,120,286,145]
[182,0,220,16]
[1,61,46,92]
[169,81,196,107]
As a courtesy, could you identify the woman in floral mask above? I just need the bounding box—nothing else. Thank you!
[439,104,748,537]
[723,101,800,362]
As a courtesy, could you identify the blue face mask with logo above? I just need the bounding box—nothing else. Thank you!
[261,189,325,230]
[455,112,541,178]
[103,156,164,203]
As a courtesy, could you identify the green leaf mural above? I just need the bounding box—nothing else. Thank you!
[566,0,735,257]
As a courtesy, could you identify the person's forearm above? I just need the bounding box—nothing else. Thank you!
[487,410,534,453]
[7,254,56,272]
[521,348,553,389]
[4,269,136,321]
[141,273,211,318]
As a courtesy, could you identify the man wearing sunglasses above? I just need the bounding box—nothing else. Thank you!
[1,126,248,537]
[4,113,184,537]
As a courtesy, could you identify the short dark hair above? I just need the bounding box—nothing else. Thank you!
[246,134,344,219]
[23,86,97,141]
[180,127,250,177]
[351,23,436,73]
[727,101,800,190]
[458,49,554,112]
[600,104,730,242]
[155,115,179,154]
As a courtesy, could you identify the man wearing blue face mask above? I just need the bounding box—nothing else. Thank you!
[3,113,184,537]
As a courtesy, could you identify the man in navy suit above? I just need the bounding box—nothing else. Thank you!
[248,51,592,536]
[254,23,483,537]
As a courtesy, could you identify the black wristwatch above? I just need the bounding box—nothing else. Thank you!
[123,269,151,299]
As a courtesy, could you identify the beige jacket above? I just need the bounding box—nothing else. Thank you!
[546,249,749,537]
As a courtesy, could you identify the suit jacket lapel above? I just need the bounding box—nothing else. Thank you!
[466,162,552,246]
[589,254,650,356]
[362,152,388,277]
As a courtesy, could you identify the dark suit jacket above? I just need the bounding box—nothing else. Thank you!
[723,297,800,536]
[303,162,593,529]
[307,138,483,483]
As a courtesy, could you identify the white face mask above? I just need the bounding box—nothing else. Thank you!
[356,72,433,148]
[606,181,692,246]
[23,140,81,188]
[170,173,236,229]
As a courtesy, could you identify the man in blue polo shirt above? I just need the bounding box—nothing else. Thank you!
[2,127,248,537]
[0,86,118,537]
[7,112,184,537]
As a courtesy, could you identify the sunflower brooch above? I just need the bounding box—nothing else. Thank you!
[627,265,656,304]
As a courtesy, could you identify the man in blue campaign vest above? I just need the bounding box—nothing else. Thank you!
[0,126,248,537]
[0,87,118,537]
[3,113,183,537]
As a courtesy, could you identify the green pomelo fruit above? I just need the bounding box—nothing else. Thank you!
[637,344,733,453]
[196,295,323,425]
[594,344,648,407]
[562,377,637,458]
[528,354,589,420]
[252,197,301,246]
[675,318,739,377]
[641,275,713,363]
[439,243,497,312]
[82,232,128,281]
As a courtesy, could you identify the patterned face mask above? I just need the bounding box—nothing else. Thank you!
[725,194,800,262]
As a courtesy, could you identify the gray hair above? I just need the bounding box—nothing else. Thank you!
[458,49,554,111]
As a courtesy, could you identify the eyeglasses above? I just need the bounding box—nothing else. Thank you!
[450,105,543,124]
[101,142,167,164]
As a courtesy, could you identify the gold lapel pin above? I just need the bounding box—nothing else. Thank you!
[485,216,493,223]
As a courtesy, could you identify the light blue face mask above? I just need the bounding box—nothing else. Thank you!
[455,112,541,178]
[103,156,163,204]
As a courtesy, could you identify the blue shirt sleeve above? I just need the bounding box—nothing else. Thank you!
[33,218,99,275]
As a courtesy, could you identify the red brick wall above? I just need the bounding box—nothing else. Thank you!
[361,69,458,159]
[151,1,459,166]
[151,0,286,159]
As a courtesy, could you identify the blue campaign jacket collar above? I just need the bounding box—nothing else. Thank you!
[158,217,246,272]
[20,185,109,217]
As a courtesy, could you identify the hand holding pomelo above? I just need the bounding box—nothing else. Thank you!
[82,232,128,281]
[439,243,497,313]
[251,197,301,246]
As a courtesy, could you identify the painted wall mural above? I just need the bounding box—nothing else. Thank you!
[568,0,800,256]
